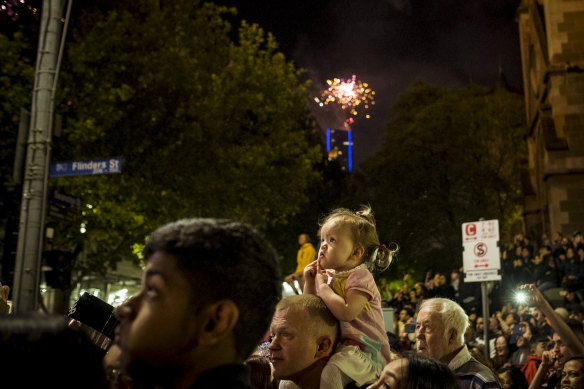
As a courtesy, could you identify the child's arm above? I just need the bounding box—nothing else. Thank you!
[318,285,369,322]
[315,261,369,322]
[302,260,318,295]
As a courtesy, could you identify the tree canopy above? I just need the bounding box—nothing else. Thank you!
[2,0,322,279]
[0,31,34,213]
[0,2,530,291]
[352,81,526,281]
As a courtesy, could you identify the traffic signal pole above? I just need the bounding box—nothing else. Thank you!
[12,0,69,312]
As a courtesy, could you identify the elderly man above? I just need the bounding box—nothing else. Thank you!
[416,298,501,389]
[115,218,281,388]
[269,294,339,389]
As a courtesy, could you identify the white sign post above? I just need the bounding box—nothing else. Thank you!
[462,219,501,282]
[462,219,501,361]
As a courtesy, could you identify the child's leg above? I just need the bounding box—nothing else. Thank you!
[278,380,300,389]
[321,345,381,388]
[320,362,353,389]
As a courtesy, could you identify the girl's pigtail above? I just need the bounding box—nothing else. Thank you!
[374,243,399,272]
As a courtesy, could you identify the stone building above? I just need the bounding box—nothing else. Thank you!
[517,0,584,239]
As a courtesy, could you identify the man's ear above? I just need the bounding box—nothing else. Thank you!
[198,300,239,346]
[315,335,335,358]
[448,328,458,345]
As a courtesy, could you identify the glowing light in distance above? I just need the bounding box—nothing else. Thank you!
[515,291,527,304]
[316,75,375,119]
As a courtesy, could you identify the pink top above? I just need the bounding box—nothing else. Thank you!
[326,267,391,366]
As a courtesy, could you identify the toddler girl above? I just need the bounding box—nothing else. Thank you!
[303,205,397,388]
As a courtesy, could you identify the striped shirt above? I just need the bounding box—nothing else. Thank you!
[449,345,502,389]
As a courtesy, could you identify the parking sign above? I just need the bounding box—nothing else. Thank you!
[462,219,501,282]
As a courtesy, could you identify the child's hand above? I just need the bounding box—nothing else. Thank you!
[302,261,319,295]
[315,260,328,287]
[303,260,318,283]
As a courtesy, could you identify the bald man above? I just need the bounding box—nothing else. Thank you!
[269,294,339,389]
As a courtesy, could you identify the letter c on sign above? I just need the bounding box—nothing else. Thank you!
[465,224,476,236]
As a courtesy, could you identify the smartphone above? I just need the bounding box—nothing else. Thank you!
[405,319,416,334]
[512,324,522,335]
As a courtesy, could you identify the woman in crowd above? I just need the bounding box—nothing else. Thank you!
[560,356,584,389]
[245,355,277,389]
[492,335,512,371]
[366,352,459,389]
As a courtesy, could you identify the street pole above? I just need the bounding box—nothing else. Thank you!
[12,0,67,312]
[481,281,490,360]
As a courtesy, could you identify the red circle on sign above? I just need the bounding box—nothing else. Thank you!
[474,242,487,257]
[465,224,476,236]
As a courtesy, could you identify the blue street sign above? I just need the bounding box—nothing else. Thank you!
[50,157,122,177]
[48,188,82,210]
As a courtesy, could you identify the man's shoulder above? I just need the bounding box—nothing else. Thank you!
[454,358,501,389]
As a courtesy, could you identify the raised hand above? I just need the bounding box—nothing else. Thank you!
[517,283,545,307]
[302,260,318,294]
[541,350,557,369]
[315,260,328,287]
[303,260,317,283]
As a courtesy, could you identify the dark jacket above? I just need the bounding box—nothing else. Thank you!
[191,364,255,389]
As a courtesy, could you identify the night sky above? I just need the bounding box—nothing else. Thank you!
[213,0,524,168]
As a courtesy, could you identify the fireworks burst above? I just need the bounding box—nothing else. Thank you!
[1,0,37,21]
[315,75,375,119]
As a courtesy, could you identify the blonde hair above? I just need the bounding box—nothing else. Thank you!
[276,294,339,341]
[320,205,398,272]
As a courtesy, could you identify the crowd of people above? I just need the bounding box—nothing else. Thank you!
[0,209,583,389]
[386,231,584,316]
[386,231,584,389]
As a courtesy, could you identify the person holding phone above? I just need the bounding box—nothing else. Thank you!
[397,307,415,336]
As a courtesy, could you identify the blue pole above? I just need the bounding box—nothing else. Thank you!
[348,130,353,172]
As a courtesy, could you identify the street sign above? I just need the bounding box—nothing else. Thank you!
[48,188,82,221]
[50,158,122,177]
[462,219,501,282]
[48,188,82,210]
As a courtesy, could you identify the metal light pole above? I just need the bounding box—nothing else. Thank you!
[12,0,70,312]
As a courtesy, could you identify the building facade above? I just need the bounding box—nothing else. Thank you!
[326,127,353,172]
[517,0,584,238]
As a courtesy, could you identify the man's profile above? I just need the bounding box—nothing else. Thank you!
[269,294,338,389]
[416,298,500,389]
[116,218,281,389]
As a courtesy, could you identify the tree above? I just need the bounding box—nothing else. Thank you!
[42,0,321,279]
[0,30,36,288]
[0,31,35,211]
[353,81,526,281]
